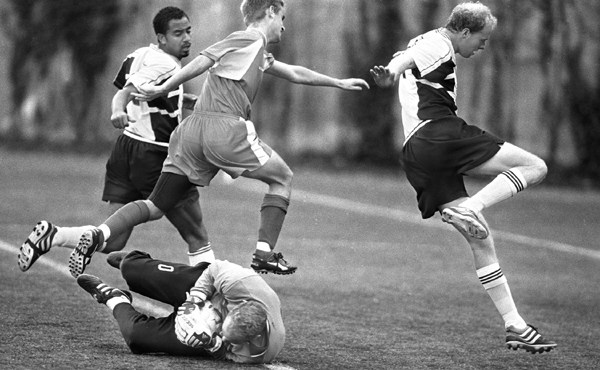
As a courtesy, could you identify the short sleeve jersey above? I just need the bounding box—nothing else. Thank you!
[191,260,285,364]
[398,28,458,142]
[113,44,183,146]
[195,28,275,120]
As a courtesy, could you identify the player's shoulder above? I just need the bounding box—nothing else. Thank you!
[132,44,179,67]
[409,29,451,51]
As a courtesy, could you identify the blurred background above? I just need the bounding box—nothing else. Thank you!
[0,0,598,186]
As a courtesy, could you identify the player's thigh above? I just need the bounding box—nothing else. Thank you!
[467,142,543,176]
[241,150,293,185]
[149,172,195,213]
[121,250,208,306]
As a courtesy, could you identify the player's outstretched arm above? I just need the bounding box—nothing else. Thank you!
[370,52,417,88]
[266,61,370,91]
[133,55,215,101]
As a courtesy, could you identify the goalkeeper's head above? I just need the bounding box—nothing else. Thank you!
[222,301,268,344]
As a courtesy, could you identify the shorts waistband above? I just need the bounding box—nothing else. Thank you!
[123,130,169,147]
[195,111,244,121]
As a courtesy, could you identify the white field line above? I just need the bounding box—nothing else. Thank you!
[234,182,600,261]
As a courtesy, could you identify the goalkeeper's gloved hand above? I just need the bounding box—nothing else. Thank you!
[177,293,205,316]
[174,292,224,351]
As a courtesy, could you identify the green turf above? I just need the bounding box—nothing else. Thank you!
[1,149,599,369]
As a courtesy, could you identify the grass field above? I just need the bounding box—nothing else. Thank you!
[1,149,600,369]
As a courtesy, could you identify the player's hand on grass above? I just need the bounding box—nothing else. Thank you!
[338,78,370,91]
[370,66,396,88]
[110,111,135,129]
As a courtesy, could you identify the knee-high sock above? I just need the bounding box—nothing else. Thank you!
[188,243,215,265]
[461,168,528,213]
[477,263,527,330]
[257,194,290,251]
[102,200,151,241]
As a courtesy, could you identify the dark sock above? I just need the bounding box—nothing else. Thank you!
[257,194,290,250]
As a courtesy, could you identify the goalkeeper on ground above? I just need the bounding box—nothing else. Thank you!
[76,250,285,364]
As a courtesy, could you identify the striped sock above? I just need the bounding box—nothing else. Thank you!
[461,168,528,213]
[477,263,526,330]
[188,243,215,265]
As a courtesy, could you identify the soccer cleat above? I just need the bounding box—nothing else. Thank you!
[77,274,132,305]
[18,221,57,272]
[441,206,489,239]
[251,251,297,275]
[106,251,129,270]
[69,228,104,278]
[506,325,557,354]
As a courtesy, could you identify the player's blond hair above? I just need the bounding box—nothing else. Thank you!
[224,301,268,342]
[445,2,497,33]
[240,0,285,26]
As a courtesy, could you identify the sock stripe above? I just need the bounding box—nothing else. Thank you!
[478,267,507,289]
[479,269,503,284]
[502,170,525,193]
[188,243,212,256]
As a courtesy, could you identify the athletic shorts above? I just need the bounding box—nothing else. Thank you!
[103,134,199,206]
[400,116,504,219]
[162,112,273,186]
[121,250,209,306]
[117,250,211,356]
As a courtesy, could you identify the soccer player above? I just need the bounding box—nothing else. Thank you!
[370,2,556,353]
[77,250,284,363]
[68,0,370,277]
[18,7,214,273]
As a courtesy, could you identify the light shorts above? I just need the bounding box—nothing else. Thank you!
[400,115,504,219]
[162,111,273,186]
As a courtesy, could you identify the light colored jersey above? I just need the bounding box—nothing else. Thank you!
[398,28,458,144]
[191,260,285,364]
[195,28,275,120]
[113,44,183,147]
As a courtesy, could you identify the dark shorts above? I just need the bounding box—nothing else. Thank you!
[103,134,199,206]
[121,250,209,306]
[400,116,504,219]
[114,250,211,356]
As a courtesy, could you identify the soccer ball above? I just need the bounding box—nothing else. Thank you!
[187,301,223,343]
[176,300,223,348]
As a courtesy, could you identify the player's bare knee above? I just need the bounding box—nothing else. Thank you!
[530,157,548,185]
[281,167,293,187]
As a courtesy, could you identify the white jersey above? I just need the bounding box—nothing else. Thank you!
[113,44,183,147]
[398,28,458,144]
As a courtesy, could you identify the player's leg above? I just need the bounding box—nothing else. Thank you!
[112,307,210,356]
[241,151,296,275]
[452,143,547,214]
[164,188,214,265]
[440,199,556,353]
[67,172,187,278]
[119,250,208,306]
[19,137,137,271]
[77,272,208,356]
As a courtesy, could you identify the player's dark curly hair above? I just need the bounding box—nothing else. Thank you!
[445,2,497,33]
[225,301,268,342]
[153,6,189,35]
[240,0,285,26]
